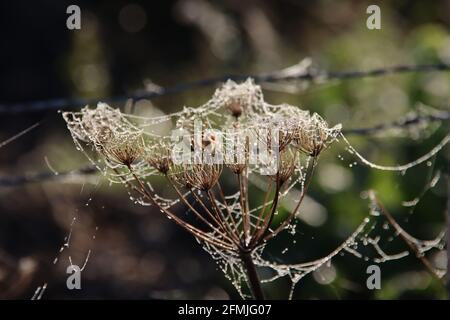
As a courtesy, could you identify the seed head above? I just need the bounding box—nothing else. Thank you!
[291,114,341,157]
[176,164,223,191]
[146,145,173,174]
[272,150,297,186]
[213,79,264,117]
[103,136,144,167]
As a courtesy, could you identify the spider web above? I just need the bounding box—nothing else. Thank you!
[62,79,448,299]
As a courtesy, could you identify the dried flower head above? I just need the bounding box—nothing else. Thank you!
[252,106,341,157]
[176,163,223,191]
[289,113,341,157]
[146,144,173,174]
[272,150,297,186]
[255,118,295,153]
[103,135,144,167]
[213,79,265,117]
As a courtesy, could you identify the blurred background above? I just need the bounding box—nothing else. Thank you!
[0,0,449,299]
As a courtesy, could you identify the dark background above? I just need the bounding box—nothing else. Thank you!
[0,0,449,299]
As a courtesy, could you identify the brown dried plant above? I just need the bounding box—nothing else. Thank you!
[61,80,369,300]
[63,79,449,299]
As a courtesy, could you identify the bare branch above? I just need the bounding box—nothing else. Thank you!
[0,122,40,148]
[1,63,449,114]
[369,191,445,281]
[0,165,97,187]
[342,110,450,135]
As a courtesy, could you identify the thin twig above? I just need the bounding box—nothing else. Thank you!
[215,181,241,239]
[1,63,449,114]
[189,188,233,237]
[264,157,316,242]
[0,165,97,187]
[167,176,234,242]
[0,122,40,148]
[370,191,444,282]
[128,168,235,250]
[252,172,280,247]
[342,110,450,135]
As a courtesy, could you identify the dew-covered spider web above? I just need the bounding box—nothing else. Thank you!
[62,79,448,299]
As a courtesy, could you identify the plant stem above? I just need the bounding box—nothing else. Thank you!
[240,250,265,300]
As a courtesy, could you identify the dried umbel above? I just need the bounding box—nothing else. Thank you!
[103,135,144,167]
[146,144,173,174]
[63,79,342,300]
[254,117,295,153]
[175,163,223,191]
[64,102,140,146]
[213,78,265,117]
[273,150,297,186]
[291,113,341,156]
